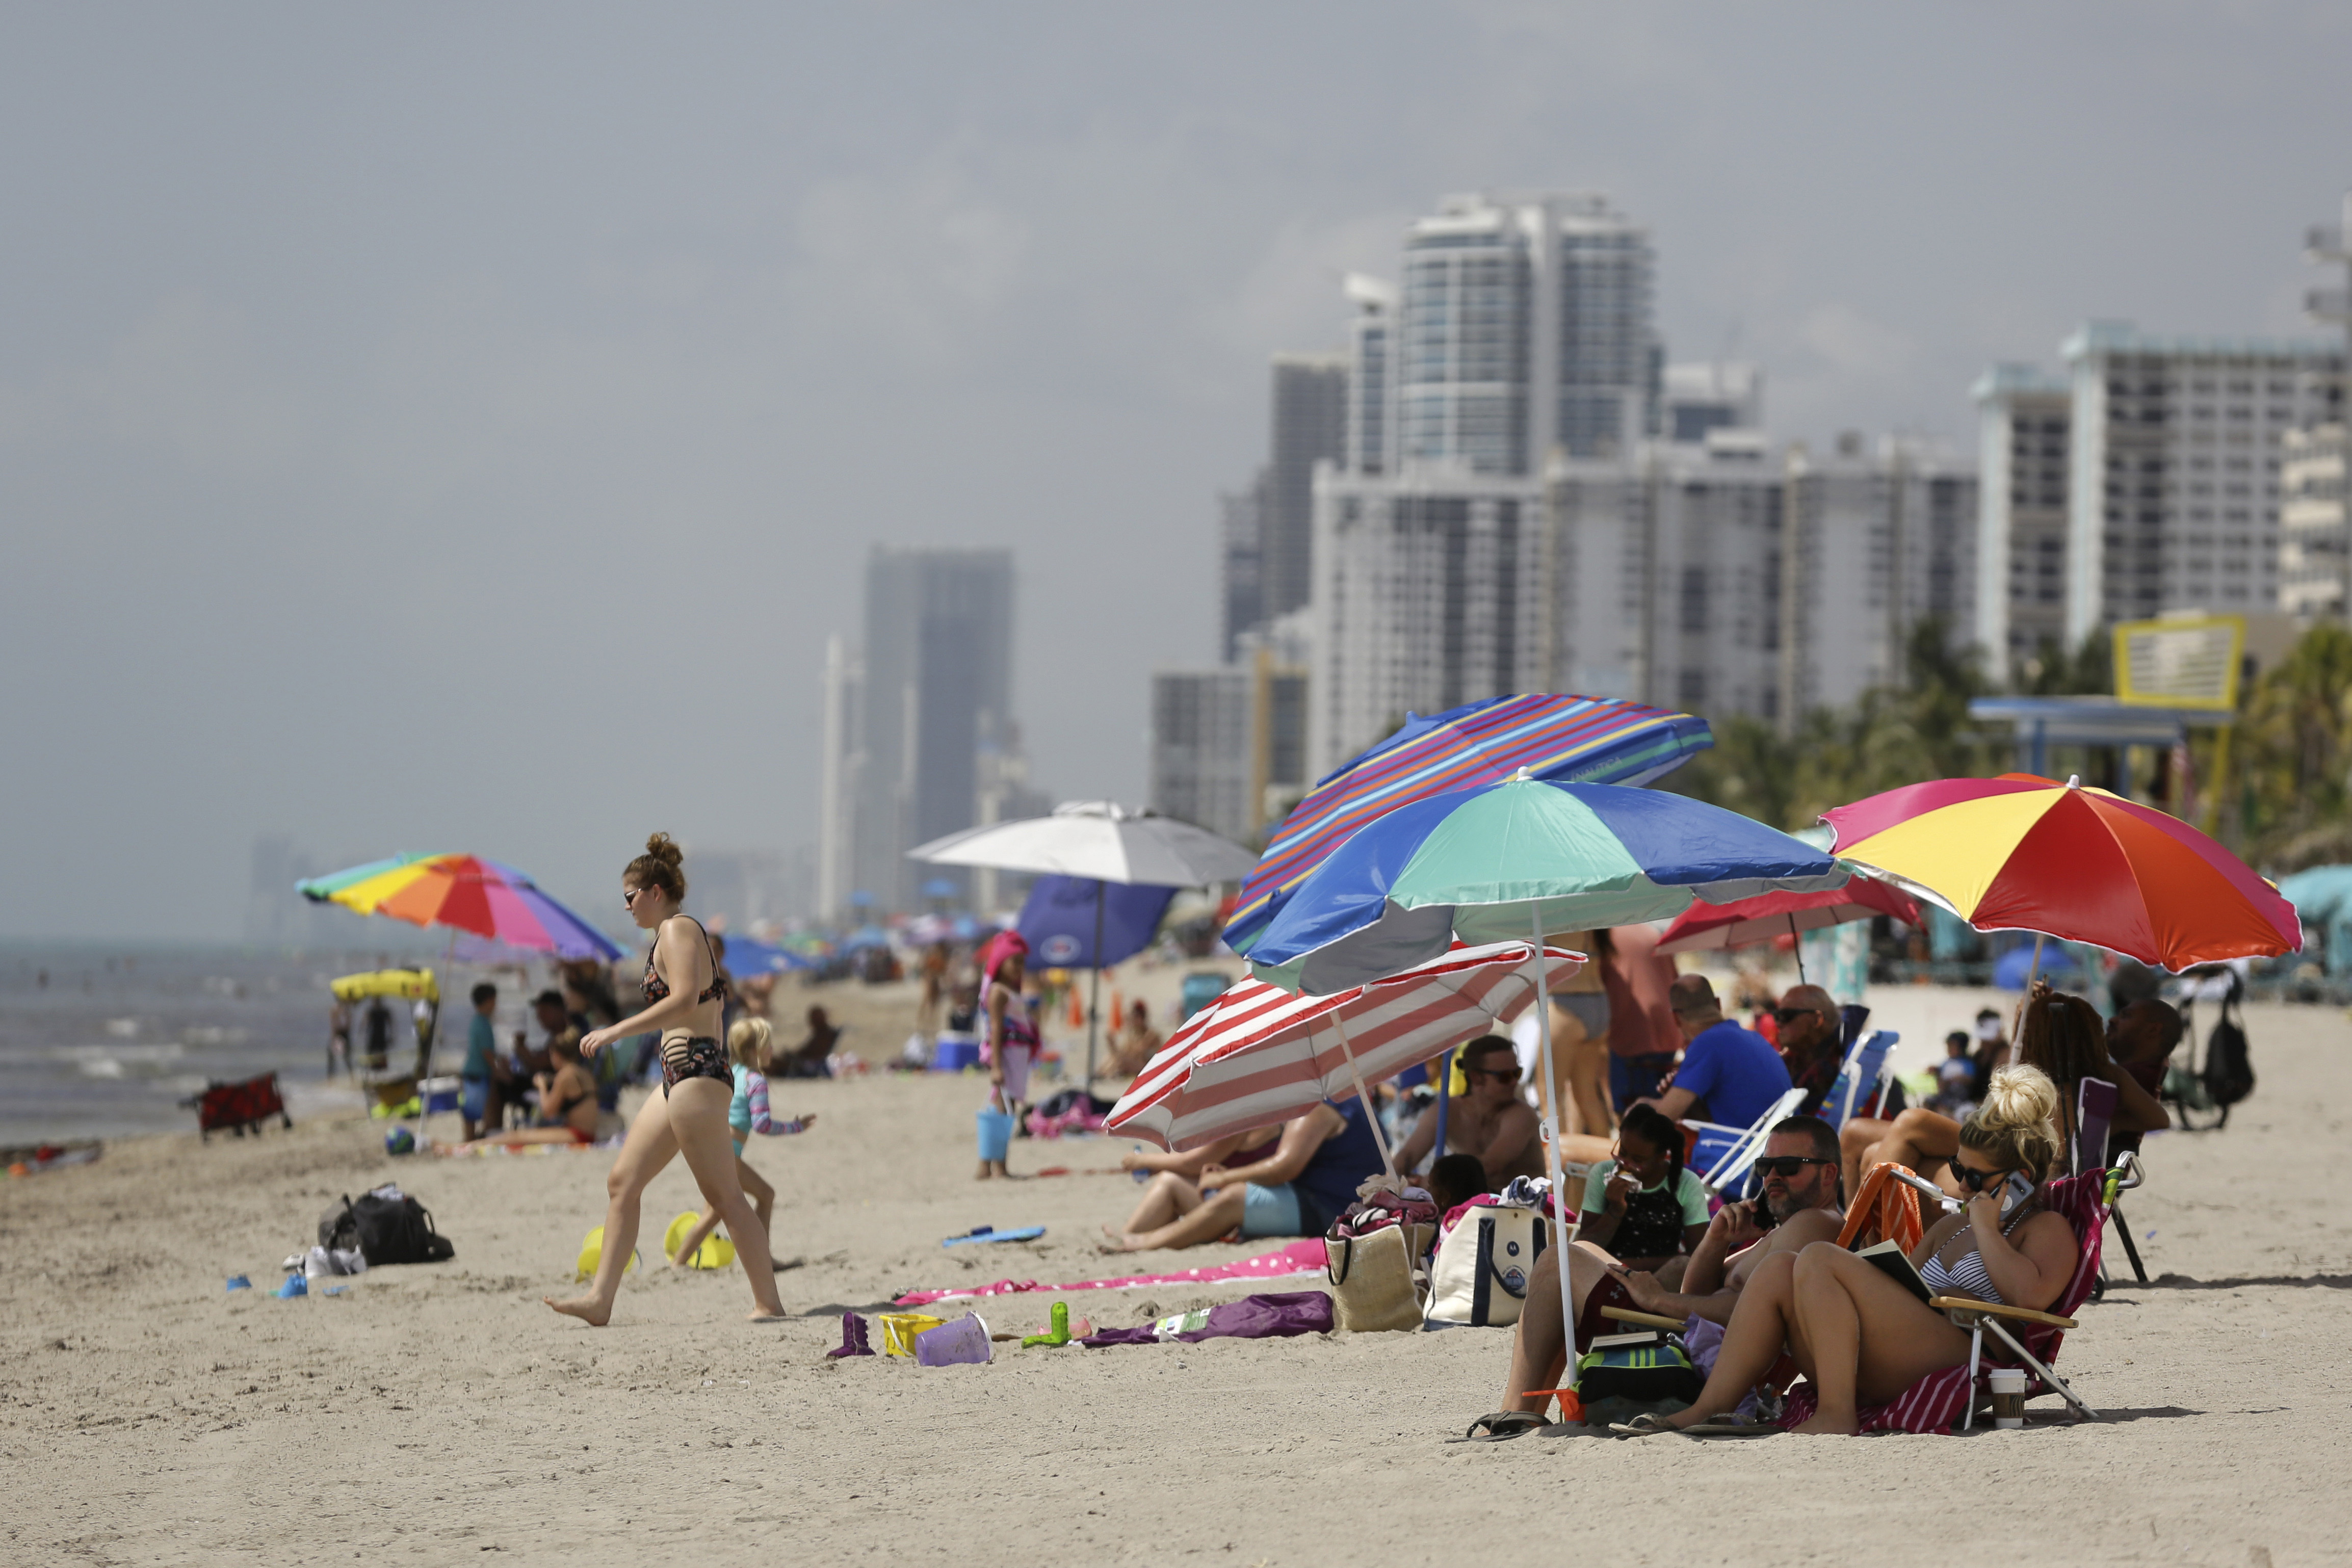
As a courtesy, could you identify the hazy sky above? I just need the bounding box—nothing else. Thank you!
[7,2,2349,940]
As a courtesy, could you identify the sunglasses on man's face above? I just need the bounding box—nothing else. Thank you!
[1467,1064,1521,1085]
[1751,1156,1833,1178]
[1772,1007,1824,1026]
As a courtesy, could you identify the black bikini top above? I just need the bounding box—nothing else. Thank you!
[642,917,728,1007]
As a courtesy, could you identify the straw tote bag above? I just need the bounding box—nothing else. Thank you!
[1323,1222,1431,1332]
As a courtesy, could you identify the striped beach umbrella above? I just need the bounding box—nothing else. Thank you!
[1107,941,1585,1156]
[1224,694,1711,957]
[297,853,623,960]
[1822,773,2300,970]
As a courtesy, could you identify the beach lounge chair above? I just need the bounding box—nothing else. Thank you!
[2072,1077,2149,1286]
[1820,1030,1899,1129]
[1778,1155,2138,1433]
[1685,1087,1809,1198]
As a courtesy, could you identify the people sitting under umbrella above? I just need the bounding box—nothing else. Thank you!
[1100,1097,1385,1252]
[1634,975,1794,1145]
[1393,1034,1545,1185]
[449,1032,601,1150]
[1101,1000,1164,1080]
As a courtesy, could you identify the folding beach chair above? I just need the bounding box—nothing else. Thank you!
[1780,1155,2139,1433]
[2072,1078,2148,1286]
[1820,1030,1899,1129]
[1684,1087,1808,1198]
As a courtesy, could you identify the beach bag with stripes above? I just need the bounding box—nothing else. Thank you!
[1423,1205,1547,1327]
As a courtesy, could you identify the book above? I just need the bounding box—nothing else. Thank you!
[1588,1329,1667,1350]
[1851,1238,1933,1305]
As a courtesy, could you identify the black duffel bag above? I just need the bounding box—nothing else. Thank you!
[319,1189,455,1265]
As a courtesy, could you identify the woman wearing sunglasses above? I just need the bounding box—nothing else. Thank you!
[1637,1064,2079,1435]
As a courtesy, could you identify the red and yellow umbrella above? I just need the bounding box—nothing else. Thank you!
[1821,774,2299,971]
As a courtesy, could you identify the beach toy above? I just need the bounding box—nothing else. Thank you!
[942,1224,1046,1248]
[1022,1301,1073,1349]
[914,1311,994,1367]
[878,1312,947,1357]
[574,1226,641,1282]
[826,1312,876,1358]
[322,1286,347,1297]
[275,1273,307,1299]
[975,1107,1016,1164]
[225,1275,250,1292]
[663,1211,736,1270]
[384,1127,415,1156]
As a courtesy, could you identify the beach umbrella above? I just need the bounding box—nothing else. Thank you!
[298,853,622,960]
[1017,875,1176,970]
[912,802,1259,1081]
[1107,941,1585,1167]
[1821,773,2301,973]
[712,932,811,976]
[1224,693,1712,958]
[1654,874,1921,982]
[1241,773,1840,1382]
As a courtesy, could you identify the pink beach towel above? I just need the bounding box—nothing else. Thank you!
[892,1237,1328,1307]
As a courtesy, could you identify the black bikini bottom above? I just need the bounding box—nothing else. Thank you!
[660,1035,730,1097]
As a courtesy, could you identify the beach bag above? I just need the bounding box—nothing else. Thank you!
[1324,1224,1426,1332]
[1423,1205,1547,1327]
[348,1190,455,1265]
[2202,995,2254,1113]
[1574,1331,1704,1404]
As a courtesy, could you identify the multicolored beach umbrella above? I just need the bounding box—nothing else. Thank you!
[297,853,623,960]
[1224,694,1711,957]
[1821,774,2301,971]
[1245,776,1844,996]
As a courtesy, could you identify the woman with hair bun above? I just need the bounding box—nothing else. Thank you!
[1643,1064,2083,1435]
[545,834,788,1324]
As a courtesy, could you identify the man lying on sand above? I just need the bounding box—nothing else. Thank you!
[1466,1114,1844,1439]
[1101,1097,1385,1252]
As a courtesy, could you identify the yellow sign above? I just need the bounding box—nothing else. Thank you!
[2113,614,2244,710]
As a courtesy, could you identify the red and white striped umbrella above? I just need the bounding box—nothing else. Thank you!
[1107,940,1586,1155]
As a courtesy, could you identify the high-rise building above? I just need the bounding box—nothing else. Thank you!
[829,546,1018,915]
[1148,612,1312,844]
[2285,194,2352,623]
[1262,355,1349,623]
[1661,361,1765,446]
[1342,274,1396,476]
[1217,478,1266,662]
[1973,365,2074,679]
[1394,192,1657,477]
[2060,321,2342,643]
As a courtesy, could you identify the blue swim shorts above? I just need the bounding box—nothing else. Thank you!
[460,1077,488,1123]
[1240,1181,1305,1239]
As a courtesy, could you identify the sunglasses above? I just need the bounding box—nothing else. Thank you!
[622,887,645,908]
[1949,1157,2010,1192]
[1772,1007,1826,1026]
[1751,1156,1834,1178]
[1466,1064,1521,1084]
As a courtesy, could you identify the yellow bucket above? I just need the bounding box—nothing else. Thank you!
[575,1226,641,1281]
[663,1211,736,1270]
[878,1312,946,1357]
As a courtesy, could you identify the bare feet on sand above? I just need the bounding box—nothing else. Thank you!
[1096,1224,1143,1253]
[543,1295,611,1326]
[1788,1412,1858,1435]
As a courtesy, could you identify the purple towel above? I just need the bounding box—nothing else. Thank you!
[1080,1290,1334,1347]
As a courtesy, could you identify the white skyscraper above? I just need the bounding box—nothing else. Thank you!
[1973,365,2074,679]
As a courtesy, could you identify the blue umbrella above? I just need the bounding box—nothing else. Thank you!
[839,926,893,952]
[1018,875,1178,970]
[1242,773,1843,1387]
[714,932,812,976]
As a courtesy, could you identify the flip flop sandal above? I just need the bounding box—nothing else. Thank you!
[1607,1413,1685,1438]
[1460,1410,1547,1442]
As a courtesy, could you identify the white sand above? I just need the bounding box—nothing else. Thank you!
[3,993,2347,1566]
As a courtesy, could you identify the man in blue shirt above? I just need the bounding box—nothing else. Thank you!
[460,982,504,1140]
[1639,974,1791,1137]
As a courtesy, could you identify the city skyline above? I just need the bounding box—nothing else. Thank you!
[5,4,2350,938]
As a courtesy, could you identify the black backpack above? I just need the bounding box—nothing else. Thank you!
[319,1191,455,1265]
[2201,994,2255,1120]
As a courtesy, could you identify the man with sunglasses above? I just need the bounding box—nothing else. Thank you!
[1772,984,1848,1117]
[1397,1034,1546,1185]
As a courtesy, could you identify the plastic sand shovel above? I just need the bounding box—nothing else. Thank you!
[225,1276,251,1292]
[275,1273,307,1299]
[942,1225,1046,1248]
[914,1312,994,1367]
[1022,1301,1073,1348]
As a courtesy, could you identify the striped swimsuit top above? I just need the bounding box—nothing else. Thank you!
[1917,1201,2038,1305]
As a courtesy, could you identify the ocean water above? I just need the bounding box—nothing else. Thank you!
[0,946,539,1147]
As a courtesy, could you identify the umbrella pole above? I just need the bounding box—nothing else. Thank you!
[1792,912,1806,986]
[1329,1010,1398,1181]
[1432,1046,1452,1168]
[1086,880,1106,1089]
[1531,907,1577,1416]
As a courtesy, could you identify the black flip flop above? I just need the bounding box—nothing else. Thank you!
[1460,1410,1548,1442]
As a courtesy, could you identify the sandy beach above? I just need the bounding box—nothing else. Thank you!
[4,991,2348,1567]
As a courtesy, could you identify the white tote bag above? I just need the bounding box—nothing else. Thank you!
[1423,1205,1547,1327]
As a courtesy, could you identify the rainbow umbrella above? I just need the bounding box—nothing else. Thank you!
[297,853,622,960]
[1224,693,1711,957]
[1821,774,2300,971]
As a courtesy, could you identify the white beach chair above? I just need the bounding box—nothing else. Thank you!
[1821,1030,1900,1129]
[1684,1087,1809,1197]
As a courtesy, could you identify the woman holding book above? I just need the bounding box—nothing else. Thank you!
[1637,1064,2081,1435]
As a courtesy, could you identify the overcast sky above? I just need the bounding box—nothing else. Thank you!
[6,2,2349,940]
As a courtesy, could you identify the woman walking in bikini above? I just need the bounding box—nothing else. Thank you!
[545,834,787,1324]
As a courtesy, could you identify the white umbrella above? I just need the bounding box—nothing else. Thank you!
[910,802,1259,1079]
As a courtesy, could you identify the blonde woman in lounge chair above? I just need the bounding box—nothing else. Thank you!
[1630,1065,2080,1436]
